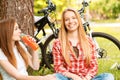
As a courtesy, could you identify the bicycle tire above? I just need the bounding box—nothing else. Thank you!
[43,32,120,73]
[37,43,45,70]
[42,34,55,71]
[92,32,120,79]
[92,32,120,49]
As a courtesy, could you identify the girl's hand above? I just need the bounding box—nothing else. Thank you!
[71,74,83,80]
[72,76,83,80]
[27,35,36,43]
[64,72,82,80]
[43,74,56,80]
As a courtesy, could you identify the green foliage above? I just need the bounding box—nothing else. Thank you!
[34,0,120,20]
[34,0,81,19]
[32,65,54,76]
[90,0,120,19]
[34,0,47,16]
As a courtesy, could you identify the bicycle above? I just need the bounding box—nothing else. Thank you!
[34,0,58,71]
[37,0,120,76]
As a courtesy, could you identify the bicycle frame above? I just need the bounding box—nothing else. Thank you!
[33,0,59,68]
[34,0,58,41]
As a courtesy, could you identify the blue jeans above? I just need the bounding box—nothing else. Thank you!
[55,73,114,80]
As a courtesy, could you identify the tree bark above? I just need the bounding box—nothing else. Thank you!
[0,0,34,36]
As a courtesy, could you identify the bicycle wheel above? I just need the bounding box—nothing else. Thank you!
[43,34,56,72]
[92,32,120,80]
[37,43,45,69]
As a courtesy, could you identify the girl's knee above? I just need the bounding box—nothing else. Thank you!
[104,73,114,80]
[92,73,114,80]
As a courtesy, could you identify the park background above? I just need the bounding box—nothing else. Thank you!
[0,0,120,80]
[34,0,120,40]
[34,0,120,21]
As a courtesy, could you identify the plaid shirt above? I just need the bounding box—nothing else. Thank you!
[52,37,98,78]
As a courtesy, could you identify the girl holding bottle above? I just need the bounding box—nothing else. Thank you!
[0,18,56,80]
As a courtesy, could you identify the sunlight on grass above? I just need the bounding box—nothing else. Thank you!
[92,27,120,41]
[93,26,120,80]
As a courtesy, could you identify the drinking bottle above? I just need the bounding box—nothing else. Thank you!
[21,33,39,50]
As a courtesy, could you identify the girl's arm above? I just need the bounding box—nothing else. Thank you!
[85,37,98,79]
[0,60,42,80]
[20,35,40,70]
[0,60,56,80]
[52,40,82,80]
[27,48,40,70]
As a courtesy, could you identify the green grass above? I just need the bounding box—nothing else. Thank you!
[91,19,120,23]
[93,26,120,80]
[32,26,120,80]
[92,26,120,40]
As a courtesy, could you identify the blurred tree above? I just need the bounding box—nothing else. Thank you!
[34,0,76,19]
[90,0,120,20]
[0,0,34,35]
[34,0,120,20]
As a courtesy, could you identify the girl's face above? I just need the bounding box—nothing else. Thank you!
[64,11,79,32]
[12,23,21,41]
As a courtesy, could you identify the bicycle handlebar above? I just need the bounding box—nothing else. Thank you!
[78,0,91,31]
[47,0,56,11]
[38,0,56,15]
[78,0,89,15]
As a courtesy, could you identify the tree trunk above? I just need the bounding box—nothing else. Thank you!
[0,0,34,36]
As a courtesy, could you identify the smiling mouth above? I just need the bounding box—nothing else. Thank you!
[69,25,75,28]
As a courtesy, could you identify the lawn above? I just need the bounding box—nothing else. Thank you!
[92,26,120,41]
[92,26,120,80]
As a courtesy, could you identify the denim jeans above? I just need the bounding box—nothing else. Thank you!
[55,73,114,80]
[92,73,114,80]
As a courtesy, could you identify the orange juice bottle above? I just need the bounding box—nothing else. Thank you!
[21,33,39,50]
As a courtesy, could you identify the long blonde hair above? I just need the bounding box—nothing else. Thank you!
[0,18,28,68]
[59,8,92,66]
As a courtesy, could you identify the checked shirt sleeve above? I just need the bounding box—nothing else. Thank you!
[52,39,68,74]
[85,37,98,78]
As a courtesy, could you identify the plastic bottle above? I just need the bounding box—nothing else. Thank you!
[20,33,39,50]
